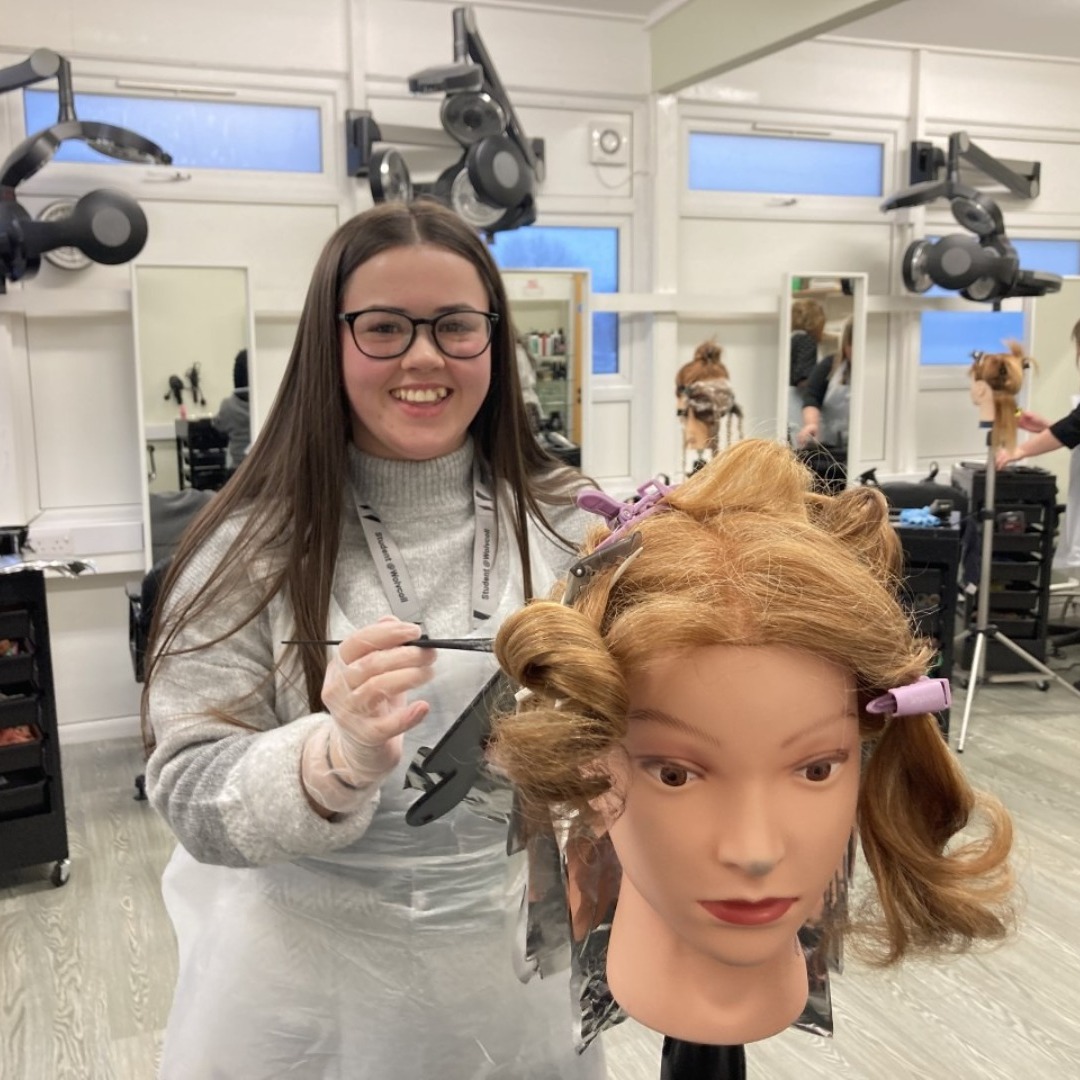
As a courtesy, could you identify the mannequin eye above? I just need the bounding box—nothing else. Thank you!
[798,755,846,783]
[642,761,699,787]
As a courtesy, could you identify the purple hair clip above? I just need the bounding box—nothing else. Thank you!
[577,478,676,551]
[865,676,951,717]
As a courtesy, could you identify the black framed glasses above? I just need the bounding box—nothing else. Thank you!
[338,307,499,360]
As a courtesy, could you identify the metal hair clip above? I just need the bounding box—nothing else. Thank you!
[560,533,642,606]
[865,676,951,717]
[576,477,675,553]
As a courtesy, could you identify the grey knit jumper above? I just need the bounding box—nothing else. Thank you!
[145,439,589,868]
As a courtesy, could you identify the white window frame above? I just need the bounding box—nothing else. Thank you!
[8,55,347,208]
[679,108,904,225]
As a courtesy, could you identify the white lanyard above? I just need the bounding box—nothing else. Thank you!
[355,463,498,631]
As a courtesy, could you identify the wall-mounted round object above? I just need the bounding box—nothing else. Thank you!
[369,147,413,204]
[450,166,505,229]
[36,200,92,271]
[901,239,933,294]
[441,91,506,146]
[598,128,622,155]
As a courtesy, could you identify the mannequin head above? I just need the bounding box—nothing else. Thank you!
[969,340,1029,450]
[676,339,742,458]
[492,439,1014,1043]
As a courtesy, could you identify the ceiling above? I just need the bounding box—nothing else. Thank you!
[478,0,1080,61]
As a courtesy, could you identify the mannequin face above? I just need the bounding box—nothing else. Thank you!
[340,244,492,461]
[607,644,860,970]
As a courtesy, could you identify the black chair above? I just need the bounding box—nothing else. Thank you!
[126,557,172,800]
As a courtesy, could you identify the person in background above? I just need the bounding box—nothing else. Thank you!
[796,317,852,493]
[995,324,1080,568]
[212,347,251,470]
[142,200,599,1079]
[994,403,1080,466]
[788,299,825,439]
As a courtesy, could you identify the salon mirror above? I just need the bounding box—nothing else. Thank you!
[501,268,591,470]
[777,272,869,491]
[130,264,254,571]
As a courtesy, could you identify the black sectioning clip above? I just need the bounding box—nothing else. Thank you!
[404,532,643,826]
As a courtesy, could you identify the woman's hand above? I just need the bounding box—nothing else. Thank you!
[1016,410,1050,434]
[301,617,435,814]
[797,421,819,448]
[995,445,1024,470]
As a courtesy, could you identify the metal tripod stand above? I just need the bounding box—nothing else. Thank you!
[955,439,1080,752]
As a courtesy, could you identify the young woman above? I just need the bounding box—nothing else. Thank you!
[143,200,602,1079]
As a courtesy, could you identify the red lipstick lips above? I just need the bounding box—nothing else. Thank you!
[699,898,796,926]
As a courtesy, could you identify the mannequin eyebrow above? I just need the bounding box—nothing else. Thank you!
[779,714,857,749]
[626,708,725,749]
[626,708,855,751]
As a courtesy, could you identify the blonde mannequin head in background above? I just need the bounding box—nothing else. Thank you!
[491,439,1015,1045]
[969,340,1032,450]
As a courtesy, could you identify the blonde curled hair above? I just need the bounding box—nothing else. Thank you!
[492,438,1014,965]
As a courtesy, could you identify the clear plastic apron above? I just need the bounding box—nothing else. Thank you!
[158,512,605,1080]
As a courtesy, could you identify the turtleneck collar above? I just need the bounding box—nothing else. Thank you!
[347,438,476,514]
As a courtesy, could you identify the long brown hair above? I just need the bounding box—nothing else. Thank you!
[143,200,580,731]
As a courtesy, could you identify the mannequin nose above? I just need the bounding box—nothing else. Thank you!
[714,789,785,876]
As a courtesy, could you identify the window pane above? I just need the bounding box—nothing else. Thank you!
[918,237,1078,364]
[920,310,1025,366]
[1011,238,1080,277]
[24,90,322,172]
[489,226,619,375]
[688,132,883,197]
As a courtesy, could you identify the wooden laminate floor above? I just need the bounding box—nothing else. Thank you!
[2,658,1079,1079]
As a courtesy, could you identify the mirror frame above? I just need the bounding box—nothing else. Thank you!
[777,271,868,488]
[130,262,256,572]
[500,266,593,473]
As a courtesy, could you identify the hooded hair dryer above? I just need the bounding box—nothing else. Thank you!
[0,49,171,188]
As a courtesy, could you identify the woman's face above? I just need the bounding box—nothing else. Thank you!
[339,243,493,460]
[607,643,860,969]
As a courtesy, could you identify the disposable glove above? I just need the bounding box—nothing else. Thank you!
[301,617,434,814]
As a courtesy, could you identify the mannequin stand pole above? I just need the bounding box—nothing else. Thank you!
[955,438,1080,753]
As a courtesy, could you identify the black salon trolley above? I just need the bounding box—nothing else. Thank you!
[0,568,70,886]
[952,461,1058,677]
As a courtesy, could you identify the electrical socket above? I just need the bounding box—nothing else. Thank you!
[29,531,76,557]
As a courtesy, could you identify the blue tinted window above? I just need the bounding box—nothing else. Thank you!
[919,237,1079,364]
[24,90,322,172]
[489,226,620,375]
[920,311,1026,366]
[1012,238,1080,276]
[688,132,883,197]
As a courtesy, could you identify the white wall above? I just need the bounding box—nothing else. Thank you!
[7,5,1080,735]
[0,0,650,736]
[664,35,1080,485]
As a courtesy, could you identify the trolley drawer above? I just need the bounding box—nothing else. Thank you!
[0,768,49,820]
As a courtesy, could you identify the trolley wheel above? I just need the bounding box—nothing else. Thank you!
[134,773,147,801]
[1037,681,1050,692]
[51,859,71,887]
